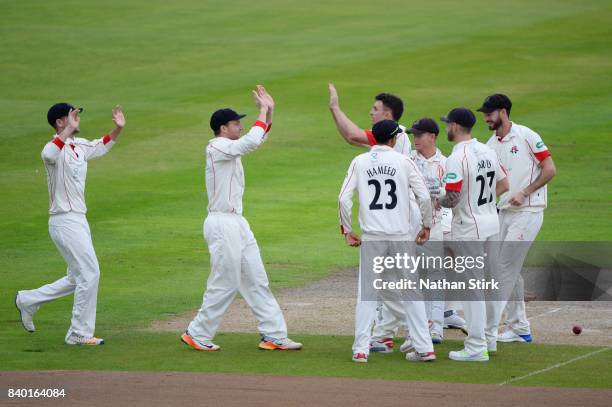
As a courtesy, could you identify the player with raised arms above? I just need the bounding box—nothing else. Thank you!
[181,86,302,352]
[16,103,126,345]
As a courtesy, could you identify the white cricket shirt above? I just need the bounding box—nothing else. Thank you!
[205,121,270,215]
[41,135,115,215]
[444,138,506,240]
[338,145,433,240]
[410,149,452,237]
[486,122,551,212]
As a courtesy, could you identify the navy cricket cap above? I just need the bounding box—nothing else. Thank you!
[372,120,401,144]
[477,94,512,113]
[210,108,246,132]
[407,118,439,135]
[441,107,476,129]
[47,103,83,128]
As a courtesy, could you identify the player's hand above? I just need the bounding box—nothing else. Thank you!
[416,227,430,245]
[509,191,527,206]
[345,231,361,247]
[67,108,81,132]
[252,87,268,112]
[329,83,339,109]
[257,85,274,110]
[112,105,126,128]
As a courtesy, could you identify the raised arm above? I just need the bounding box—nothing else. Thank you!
[79,105,126,161]
[209,86,272,159]
[107,105,125,142]
[329,83,371,147]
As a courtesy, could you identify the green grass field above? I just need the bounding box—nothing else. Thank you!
[1,0,611,389]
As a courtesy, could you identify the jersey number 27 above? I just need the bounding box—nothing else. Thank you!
[476,171,495,206]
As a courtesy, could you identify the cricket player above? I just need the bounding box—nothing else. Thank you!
[15,103,125,345]
[478,94,556,352]
[409,118,453,343]
[339,119,435,363]
[181,86,302,352]
[438,107,509,362]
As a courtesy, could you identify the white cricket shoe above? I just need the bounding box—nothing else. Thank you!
[180,331,220,351]
[65,333,105,346]
[15,292,37,333]
[444,311,467,330]
[370,337,394,353]
[259,336,303,350]
[406,351,436,362]
[498,329,533,343]
[352,353,368,363]
[449,349,489,362]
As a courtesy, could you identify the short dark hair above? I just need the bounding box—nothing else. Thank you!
[375,93,404,121]
[477,94,512,117]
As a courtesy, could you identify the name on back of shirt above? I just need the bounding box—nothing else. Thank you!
[477,159,493,172]
[366,165,397,178]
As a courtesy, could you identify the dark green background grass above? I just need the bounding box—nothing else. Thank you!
[1,0,611,388]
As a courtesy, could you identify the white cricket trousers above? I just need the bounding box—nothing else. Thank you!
[18,212,100,338]
[188,213,287,341]
[353,240,433,355]
[372,226,446,340]
[449,237,497,355]
[485,210,543,343]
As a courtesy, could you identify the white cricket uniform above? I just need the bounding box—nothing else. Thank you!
[411,149,450,241]
[485,123,551,343]
[18,134,115,339]
[339,145,434,355]
[187,121,288,341]
[444,138,506,355]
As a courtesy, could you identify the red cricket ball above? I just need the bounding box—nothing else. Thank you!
[572,325,582,335]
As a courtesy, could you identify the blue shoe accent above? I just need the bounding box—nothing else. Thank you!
[519,334,532,343]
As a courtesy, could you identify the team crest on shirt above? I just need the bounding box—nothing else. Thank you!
[510,146,519,154]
